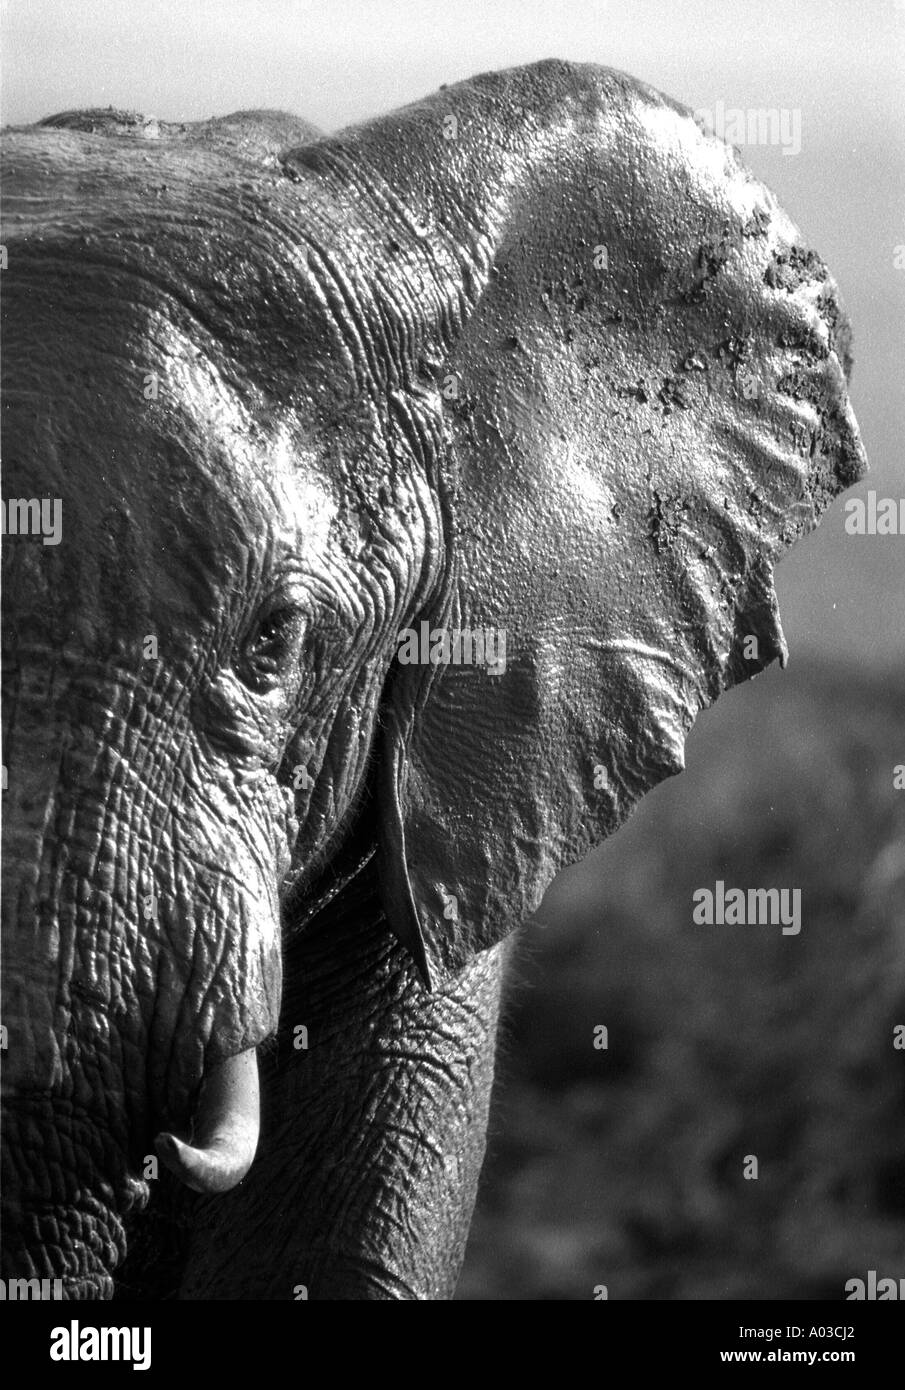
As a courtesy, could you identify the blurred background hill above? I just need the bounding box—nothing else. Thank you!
[459,655,905,1299]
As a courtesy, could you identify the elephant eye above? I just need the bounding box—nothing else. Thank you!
[239,603,306,692]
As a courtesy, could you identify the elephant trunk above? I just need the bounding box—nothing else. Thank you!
[0,657,284,1292]
[0,1096,140,1298]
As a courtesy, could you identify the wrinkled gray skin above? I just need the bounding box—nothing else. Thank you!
[1,62,866,1299]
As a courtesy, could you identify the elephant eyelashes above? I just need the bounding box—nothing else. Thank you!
[238,605,306,693]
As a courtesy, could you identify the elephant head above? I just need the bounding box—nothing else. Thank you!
[1,62,866,1298]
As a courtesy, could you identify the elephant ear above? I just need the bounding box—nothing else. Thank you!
[300,62,867,987]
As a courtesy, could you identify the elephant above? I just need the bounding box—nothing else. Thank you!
[1,59,867,1300]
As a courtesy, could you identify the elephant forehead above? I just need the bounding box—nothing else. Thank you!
[110,315,341,557]
[1,132,383,542]
[2,315,343,661]
[0,126,361,404]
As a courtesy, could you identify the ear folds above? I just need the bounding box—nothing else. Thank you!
[378,574,550,989]
[375,703,434,987]
[319,62,867,987]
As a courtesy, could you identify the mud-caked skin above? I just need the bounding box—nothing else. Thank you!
[1,61,866,1299]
